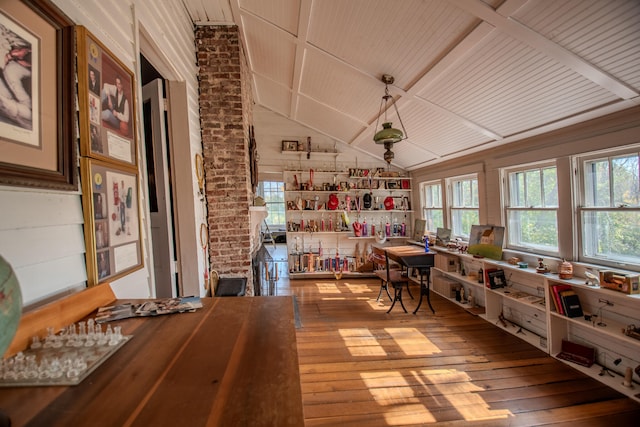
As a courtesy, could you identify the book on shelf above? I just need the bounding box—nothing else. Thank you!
[549,283,573,315]
[560,292,583,318]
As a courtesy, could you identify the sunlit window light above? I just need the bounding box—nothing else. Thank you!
[339,328,387,356]
[385,328,442,356]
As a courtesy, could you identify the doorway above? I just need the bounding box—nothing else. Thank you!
[140,55,177,297]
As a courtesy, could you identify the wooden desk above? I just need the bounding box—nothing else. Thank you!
[0,297,304,427]
[384,245,436,314]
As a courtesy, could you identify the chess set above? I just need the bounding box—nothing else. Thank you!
[0,318,131,387]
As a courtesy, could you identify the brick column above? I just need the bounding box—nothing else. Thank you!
[196,25,254,294]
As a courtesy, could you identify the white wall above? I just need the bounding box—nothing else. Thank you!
[255,104,398,180]
[0,0,202,307]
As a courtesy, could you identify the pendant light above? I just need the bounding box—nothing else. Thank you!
[373,74,407,164]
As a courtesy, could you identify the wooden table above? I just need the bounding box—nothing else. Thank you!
[0,297,304,427]
[384,245,436,314]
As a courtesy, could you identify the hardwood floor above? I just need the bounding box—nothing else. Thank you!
[277,275,640,426]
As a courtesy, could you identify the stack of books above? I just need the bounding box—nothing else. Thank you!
[549,284,583,318]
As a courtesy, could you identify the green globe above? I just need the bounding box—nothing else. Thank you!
[0,255,22,357]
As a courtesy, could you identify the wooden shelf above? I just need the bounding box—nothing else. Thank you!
[428,248,640,398]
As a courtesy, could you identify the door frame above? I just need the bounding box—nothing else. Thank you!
[138,25,201,297]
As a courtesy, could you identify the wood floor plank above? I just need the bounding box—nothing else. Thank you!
[290,277,640,425]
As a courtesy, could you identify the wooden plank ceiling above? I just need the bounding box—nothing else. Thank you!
[183,0,640,170]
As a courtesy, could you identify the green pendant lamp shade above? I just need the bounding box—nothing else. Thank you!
[373,75,408,164]
[373,122,403,144]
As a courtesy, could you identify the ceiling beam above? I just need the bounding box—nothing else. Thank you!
[449,0,639,100]
[289,0,313,119]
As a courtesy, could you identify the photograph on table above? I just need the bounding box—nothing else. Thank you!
[0,0,75,190]
[77,26,137,167]
[81,158,143,286]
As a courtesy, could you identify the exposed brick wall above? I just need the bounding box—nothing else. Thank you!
[196,25,255,294]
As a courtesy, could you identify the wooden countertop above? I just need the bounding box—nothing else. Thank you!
[0,296,304,427]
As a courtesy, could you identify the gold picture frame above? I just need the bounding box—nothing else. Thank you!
[0,0,76,190]
[77,26,137,167]
[81,158,143,287]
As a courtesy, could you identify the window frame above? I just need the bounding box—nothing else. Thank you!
[575,146,640,269]
[419,180,444,233]
[502,160,560,256]
[446,174,479,240]
[256,180,286,230]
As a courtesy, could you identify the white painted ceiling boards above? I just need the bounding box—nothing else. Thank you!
[183,0,640,170]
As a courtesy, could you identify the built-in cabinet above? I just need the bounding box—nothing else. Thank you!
[430,246,640,402]
[283,155,413,278]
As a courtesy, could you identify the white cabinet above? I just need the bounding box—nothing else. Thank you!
[284,168,413,278]
[429,246,640,402]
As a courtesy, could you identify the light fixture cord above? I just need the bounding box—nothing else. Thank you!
[374,83,409,140]
[389,85,408,139]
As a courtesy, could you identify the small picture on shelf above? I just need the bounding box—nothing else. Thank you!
[486,269,506,289]
[435,227,451,246]
[282,140,298,151]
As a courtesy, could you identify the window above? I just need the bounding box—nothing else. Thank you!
[504,163,559,254]
[257,181,286,230]
[420,181,443,232]
[448,175,479,239]
[578,149,640,267]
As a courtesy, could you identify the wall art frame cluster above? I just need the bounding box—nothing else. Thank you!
[77,25,142,287]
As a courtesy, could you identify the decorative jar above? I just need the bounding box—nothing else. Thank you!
[559,259,573,280]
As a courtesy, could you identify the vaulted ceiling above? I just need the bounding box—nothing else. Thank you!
[182,0,640,171]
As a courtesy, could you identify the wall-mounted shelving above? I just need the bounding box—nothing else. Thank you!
[284,167,413,277]
[428,245,640,402]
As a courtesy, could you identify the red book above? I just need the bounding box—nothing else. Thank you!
[550,284,572,315]
[484,268,498,288]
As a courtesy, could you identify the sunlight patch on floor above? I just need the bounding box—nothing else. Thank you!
[382,405,437,425]
[385,328,442,356]
[315,282,341,293]
[411,368,468,384]
[413,369,513,422]
[361,372,436,424]
[344,282,374,293]
[367,300,389,310]
[339,328,387,356]
[361,372,420,404]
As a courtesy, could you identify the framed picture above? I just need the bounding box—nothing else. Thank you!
[486,269,507,289]
[467,224,505,260]
[282,140,298,152]
[77,26,137,167]
[0,0,76,190]
[81,158,143,287]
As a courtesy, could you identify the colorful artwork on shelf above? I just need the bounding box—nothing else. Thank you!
[467,225,504,260]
